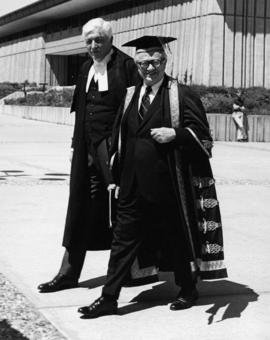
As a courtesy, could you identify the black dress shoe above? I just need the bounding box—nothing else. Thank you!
[78,296,118,318]
[37,273,78,293]
[170,288,198,310]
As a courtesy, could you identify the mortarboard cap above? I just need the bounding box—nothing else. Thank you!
[122,35,176,50]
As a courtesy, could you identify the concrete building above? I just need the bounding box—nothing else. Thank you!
[0,0,269,88]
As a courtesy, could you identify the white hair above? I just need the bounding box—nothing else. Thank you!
[82,18,112,38]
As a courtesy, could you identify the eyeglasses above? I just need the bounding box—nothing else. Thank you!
[136,59,165,70]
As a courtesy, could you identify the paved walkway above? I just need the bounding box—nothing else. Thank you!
[0,113,269,340]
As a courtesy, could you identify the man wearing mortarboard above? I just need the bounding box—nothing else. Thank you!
[78,35,227,318]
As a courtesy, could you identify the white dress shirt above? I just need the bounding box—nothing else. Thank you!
[138,77,164,110]
[85,49,113,92]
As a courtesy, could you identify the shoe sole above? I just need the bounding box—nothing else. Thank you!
[80,310,118,319]
[38,284,78,293]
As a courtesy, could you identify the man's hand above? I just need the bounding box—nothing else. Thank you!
[150,127,176,143]
[107,184,120,199]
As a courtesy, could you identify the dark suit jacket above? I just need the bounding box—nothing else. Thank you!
[119,80,174,203]
[112,76,206,202]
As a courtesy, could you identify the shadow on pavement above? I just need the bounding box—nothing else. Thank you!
[197,280,259,324]
[118,274,259,323]
[79,275,107,289]
[78,273,259,324]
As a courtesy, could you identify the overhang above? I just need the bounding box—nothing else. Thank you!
[0,0,120,39]
[45,34,86,55]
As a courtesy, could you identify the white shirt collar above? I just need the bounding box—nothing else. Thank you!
[86,49,113,92]
[143,77,164,96]
[138,77,164,108]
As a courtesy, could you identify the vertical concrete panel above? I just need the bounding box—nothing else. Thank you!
[39,49,46,84]
[256,0,265,17]
[44,56,50,85]
[20,52,26,83]
[254,19,264,86]
[191,10,200,84]
[217,115,226,140]
[10,43,16,81]
[28,51,34,83]
[223,18,234,86]
[209,15,224,85]
[155,0,163,27]
[187,18,196,83]
[264,117,270,141]
[202,15,213,85]
[200,0,209,15]
[6,44,11,81]
[246,18,255,87]
[235,0,244,15]
[176,20,186,81]
[17,51,24,83]
[229,115,236,141]
[248,0,255,17]
[256,116,264,142]
[35,50,42,84]
[226,0,236,15]
[234,17,243,87]
[191,0,197,17]
[181,19,189,83]
[195,15,206,84]
[267,0,270,17]
[0,57,6,80]
[171,0,179,22]
[264,19,270,87]
[23,40,30,82]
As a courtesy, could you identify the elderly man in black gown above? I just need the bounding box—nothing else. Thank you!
[38,18,139,293]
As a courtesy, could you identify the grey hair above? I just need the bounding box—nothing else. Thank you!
[82,18,112,38]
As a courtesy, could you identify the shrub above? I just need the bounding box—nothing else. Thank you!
[201,93,233,113]
[4,87,74,107]
[3,83,270,115]
[0,82,23,99]
[190,85,270,115]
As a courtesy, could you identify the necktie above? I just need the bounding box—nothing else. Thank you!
[139,86,152,121]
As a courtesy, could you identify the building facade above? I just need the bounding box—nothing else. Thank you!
[0,0,269,88]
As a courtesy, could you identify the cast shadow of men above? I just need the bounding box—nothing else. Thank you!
[117,273,259,324]
[196,279,259,324]
[79,275,107,289]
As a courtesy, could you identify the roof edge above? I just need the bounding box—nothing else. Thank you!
[0,0,71,26]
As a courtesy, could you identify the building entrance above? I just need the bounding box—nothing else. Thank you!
[67,54,88,85]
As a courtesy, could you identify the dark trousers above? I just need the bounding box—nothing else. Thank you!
[102,183,195,299]
[59,135,112,280]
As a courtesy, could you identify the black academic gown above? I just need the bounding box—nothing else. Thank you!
[63,47,139,250]
[110,75,228,280]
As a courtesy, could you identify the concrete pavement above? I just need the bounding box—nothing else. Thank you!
[0,113,270,340]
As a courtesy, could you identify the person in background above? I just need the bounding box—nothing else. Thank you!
[78,35,227,318]
[38,18,140,293]
[232,90,248,142]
